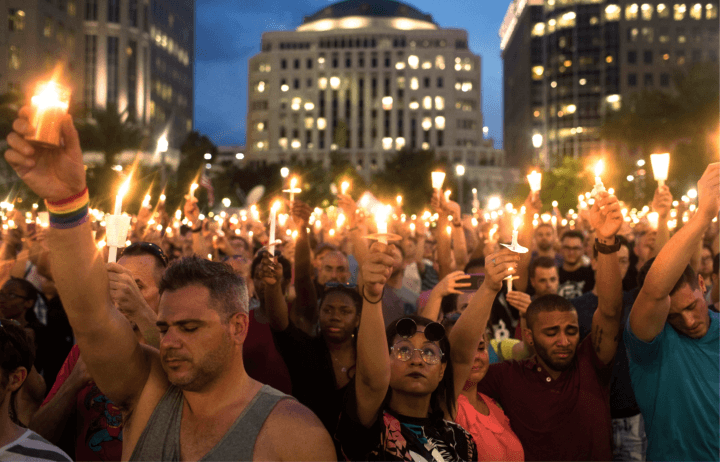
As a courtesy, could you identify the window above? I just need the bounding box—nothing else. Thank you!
[107,0,119,23]
[128,0,137,26]
[660,73,670,86]
[644,50,653,63]
[307,58,313,69]
[410,77,418,90]
[641,3,653,19]
[127,40,137,117]
[294,59,300,69]
[435,55,445,69]
[676,49,686,64]
[677,27,686,42]
[44,17,52,37]
[657,3,669,17]
[605,4,621,20]
[642,27,654,42]
[644,73,654,86]
[532,65,544,79]
[106,36,119,105]
[281,59,287,69]
[628,28,639,41]
[707,4,718,19]
[437,77,443,88]
[293,78,299,89]
[558,11,576,28]
[674,3,686,20]
[8,45,20,69]
[435,96,444,110]
[692,48,702,61]
[626,3,639,19]
[628,73,637,86]
[689,3,702,18]
[532,22,546,36]
[628,50,637,63]
[423,77,430,88]
[659,26,670,42]
[8,9,25,31]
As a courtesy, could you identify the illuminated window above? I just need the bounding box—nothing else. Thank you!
[423,96,432,109]
[532,65,544,80]
[382,96,393,110]
[395,61,406,70]
[707,4,718,19]
[558,11,576,28]
[317,118,327,130]
[397,76,405,89]
[257,81,265,93]
[657,3,669,17]
[455,57,462,71]
[590,16,599,24]
[304,102,314,111]
[626,4,639,20]
[257,122,265,131]
[605,4,621,20]
[606,55,614,63]
[255,141,266,150]
[318,56,325,69]
[382,137,393,150]
[395,137,405,150]
[422,117,432,130]
[68,0,77,16]
[330,76,340,89]
[532,22,546,36]
[435,96,445,110]
[408,55,419,69]
[8,9,25,31]
[435,116,445,130]
[279,138,288,149]
[409,99,419,110]
[305,117,314,129]
[318,77,327,90]
[410,77,418,90]
[674,3,686,20]
[642,27,654,42]
[460,81,472,92]
[44,17,53,37]
[422,61,432,69]
[8,45,21,69]
[547,18,556,32]
[564,104,577,114]
[641,3,653,19]
[463,58,472,71]
[435,55,445,69]
[291,139,301,150]
[690,3,702,18]
[579,78,587,85]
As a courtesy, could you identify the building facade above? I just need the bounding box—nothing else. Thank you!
[1,0,84,97]
[501,0,719,169]
[245,0,514,196]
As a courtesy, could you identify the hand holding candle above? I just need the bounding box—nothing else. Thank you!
[500,215,529,253]
[431,171,446,200]
[591,160,606,197]
[28,81,71,148]
[340,181,350,195]
[268,201,281,255]
[650,153,670,187]
[527,170,542,193]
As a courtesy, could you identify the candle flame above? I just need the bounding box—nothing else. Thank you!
[431,171,446,190]
[118,175,132,199]
[31,81,69,111]
[160,194,166,202]
[190,183,199,193]
[271,201,282,213]
[396,195,402,205]
[341,181,350,194]
[290,177,297,188]
[513,216,522,230]
[594,160,604,177]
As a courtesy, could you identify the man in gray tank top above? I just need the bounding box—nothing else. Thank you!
[4,112,336,461]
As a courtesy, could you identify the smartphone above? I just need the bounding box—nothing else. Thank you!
[463,273,485,292]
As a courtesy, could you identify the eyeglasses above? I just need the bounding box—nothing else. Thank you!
[122,242,169,267]
[396,317,445,342]
[324,282,357,289]
[391,340,444,365]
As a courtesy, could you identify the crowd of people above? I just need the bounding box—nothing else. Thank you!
[0,106,718,462]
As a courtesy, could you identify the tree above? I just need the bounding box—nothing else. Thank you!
[373,149,442,213]
[75,103,145,168]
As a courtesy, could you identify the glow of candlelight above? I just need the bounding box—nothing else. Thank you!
[647,212,659,229]
[189,183,199,198]
[527,170,542,192]
[142,194,151,208]
[160,194,166,203]
[592,160,606,196]
[650,153,670,186]
[28,81,70,147]
[396,195,402,205]
[444,190,451,201]
[431,171,445,198]
[268,201,281,254]
[340,181,350,195]
[114,176,132,216]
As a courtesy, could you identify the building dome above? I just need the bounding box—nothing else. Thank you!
[302,0,436,26]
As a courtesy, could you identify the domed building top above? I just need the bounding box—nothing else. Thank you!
[302,0,436,26]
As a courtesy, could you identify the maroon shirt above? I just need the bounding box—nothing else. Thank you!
[477,335,613,461]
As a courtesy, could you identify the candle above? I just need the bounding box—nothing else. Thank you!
[375,208,388,244]
[506,270,514,292]
[114,177,131,216]
[159,194,166,204]
[289,177,297,202]
[431,171,446,199]
[647,212,659,230]
[592,160,606,197]
[396,195,402,206]
[142,194,151,209]
[511,216,522,248]
[109,176,132,263]
[189,183,199,199]
[28,81,71,148]
[444,190,451,202]
[268,201,281,255]
[340,181,350,195]
[527,170,542,192]
[650,153,670,187]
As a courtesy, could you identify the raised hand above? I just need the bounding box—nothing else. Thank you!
[435,270,471,296]
[589,191,623,240]
[290,199,312,228]
[697,163,720,222]
[361,241,396,300]
[256,252,283,287]
[652,185,673,218]
[106,262,153,317]
[5,107,86,201]
[183,196,200,226]
[483,248,519,293]
[505,291,532,317]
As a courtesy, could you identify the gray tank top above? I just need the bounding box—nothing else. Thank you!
[129,384,291,461]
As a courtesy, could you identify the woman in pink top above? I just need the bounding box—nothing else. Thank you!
[454,332,524,461]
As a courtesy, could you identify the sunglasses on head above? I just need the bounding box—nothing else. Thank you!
[122,242,169,267]
[395,317,446,342]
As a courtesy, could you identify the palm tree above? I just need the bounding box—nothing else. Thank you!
[75,102,146,167]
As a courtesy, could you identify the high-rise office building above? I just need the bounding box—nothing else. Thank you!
[1,0,84,96]
[501,0,718,168]
[245,0,514,196]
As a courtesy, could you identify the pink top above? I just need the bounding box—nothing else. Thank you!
[456,393,525,462]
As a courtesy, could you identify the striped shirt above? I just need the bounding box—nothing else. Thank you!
[0,429,71,462]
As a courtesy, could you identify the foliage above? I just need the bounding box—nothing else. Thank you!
[372,149,445,213]
[74,103,145,168]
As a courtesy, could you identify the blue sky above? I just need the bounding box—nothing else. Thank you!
[194,0,509,149]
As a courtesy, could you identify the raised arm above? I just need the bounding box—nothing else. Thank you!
[516,191,541,293]
[355,241,395,427]
[630,163,720,342]
[417,271,470,321]
[106,263,160,348]
[588,192,624,365]
[257,252,290,332]
[449,248,518,410]
[5,108,152,408]
[290,200,318,326]
[650,185,673,259]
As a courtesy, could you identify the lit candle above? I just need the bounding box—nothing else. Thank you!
[506,270,514,292]
[114,177,131,217]
[647,212,659,230]
[396,195,402,206]
[592,160,606,197]
[431,171,446,199]
[289,177,297,202]
[376,208,388,244]
[189,183,199,199]
[409,222,416,237]
[511,216,522,248]
[142,194,151,209]
[109,176,132,263]
[268,201,281,255]
[527,170,542,192]
[28,81,71,148]
[159,194,166,204]
[444,190,451,202]
[340,181,350,195]
[650,153,670,187]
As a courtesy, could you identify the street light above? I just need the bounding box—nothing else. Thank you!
[532,133,543,148]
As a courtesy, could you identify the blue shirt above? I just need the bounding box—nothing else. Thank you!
[624,309,719,461]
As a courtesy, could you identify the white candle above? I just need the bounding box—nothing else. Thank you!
[592,160,606,196]
[511,216,522,248]
[289,178,297,202]
[268,201,281,255]
[527,171,542,192]
[376,209,388,244]
[189,183,199,199]
[650,153,670,187]
[341,181,350,195]
[506,271,514,292]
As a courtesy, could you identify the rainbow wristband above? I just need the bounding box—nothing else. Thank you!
[45,188,90,229]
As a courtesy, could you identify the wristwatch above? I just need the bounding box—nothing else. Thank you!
[594,236,620,254]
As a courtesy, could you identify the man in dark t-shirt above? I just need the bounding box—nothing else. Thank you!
[558,230,594,299]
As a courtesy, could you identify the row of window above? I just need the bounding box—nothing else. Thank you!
[627,25,716,43]
[627,72,673,86]
[264,37,468,53]
[273,53,467,72]
[150,26,190,66]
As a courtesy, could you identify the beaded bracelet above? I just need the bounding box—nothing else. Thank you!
[45,188,90,229]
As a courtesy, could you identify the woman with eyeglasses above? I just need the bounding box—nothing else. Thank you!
[337,242,520,461]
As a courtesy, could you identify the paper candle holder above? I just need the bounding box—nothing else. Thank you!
[650,153,670,185]
[105,215,132,247]
[28,81,71,149]
[500,242,529,254]
[431,171,446,190]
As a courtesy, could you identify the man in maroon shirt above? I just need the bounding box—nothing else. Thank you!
[477,191,624,461]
